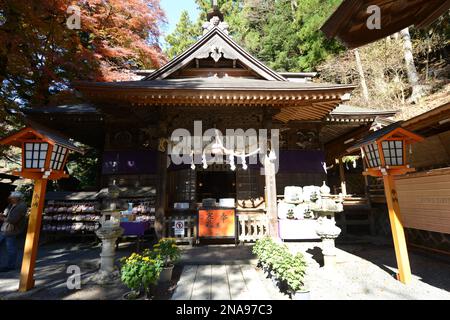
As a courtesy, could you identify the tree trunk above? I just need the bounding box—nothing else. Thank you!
[400,27,427,103]
[354,49,370,105]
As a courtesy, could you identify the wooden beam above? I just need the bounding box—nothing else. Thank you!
[264,155,278,238]
[323,0,450,49]
[19,179,48,292]
[382,174,412,284]
[339,157,347,196]
[155,117,169,240]
[325,124,371,164]
[263,114,279,238]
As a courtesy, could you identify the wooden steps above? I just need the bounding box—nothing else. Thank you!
[336,197,375,236]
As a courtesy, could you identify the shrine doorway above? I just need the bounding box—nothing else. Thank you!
[196,170,236,202]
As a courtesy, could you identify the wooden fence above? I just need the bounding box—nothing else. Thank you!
[396,168,450,235]
[164,212,269,244]
[237,213,269,243]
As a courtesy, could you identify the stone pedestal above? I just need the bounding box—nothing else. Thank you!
[92,226,124,284]
[316,213,341,271]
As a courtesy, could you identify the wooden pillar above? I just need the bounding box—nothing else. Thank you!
[263,111,278,239]
[382,174,412,284]
[338,157,347,196]
[362,158,370,198]
[155,143,168,240]
[19,179,48,292]
[154,113,169,240]
[264,155,278,238]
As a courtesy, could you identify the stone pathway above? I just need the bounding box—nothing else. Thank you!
[172,264,288,300]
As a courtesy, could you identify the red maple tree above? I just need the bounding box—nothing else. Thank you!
[0,0,166,109]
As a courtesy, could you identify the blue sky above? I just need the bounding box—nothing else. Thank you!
[160,0,200,47]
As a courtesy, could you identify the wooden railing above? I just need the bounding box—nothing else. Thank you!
[237,213,268,243]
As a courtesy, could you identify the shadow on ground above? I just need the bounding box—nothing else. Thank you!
[336,241,450,292]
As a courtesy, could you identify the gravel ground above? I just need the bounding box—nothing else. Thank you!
[287,240,450,300]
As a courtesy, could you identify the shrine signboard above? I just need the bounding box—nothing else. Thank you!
[198,209,236,239]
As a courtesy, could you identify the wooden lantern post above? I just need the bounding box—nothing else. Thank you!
[0,126,83,292]
[349,125,423,284]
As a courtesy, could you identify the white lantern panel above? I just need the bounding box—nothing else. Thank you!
[24,142,49,169]
[382,140,404,166]
[363,143,381,168]
[50,145,68,171]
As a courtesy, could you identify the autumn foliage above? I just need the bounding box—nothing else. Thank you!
[0,0,166,110]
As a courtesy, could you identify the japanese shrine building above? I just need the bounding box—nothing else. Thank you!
[23,8,396,237]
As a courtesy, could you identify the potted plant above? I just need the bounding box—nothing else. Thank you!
[120,252,163,299]
[151,238,181,283]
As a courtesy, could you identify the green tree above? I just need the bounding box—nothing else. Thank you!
[164,0,347,72]
[294,0,344,70]
[243,0,343,72]
[165,10,199,59]
[164,1,245,59]
[257,0,298,71]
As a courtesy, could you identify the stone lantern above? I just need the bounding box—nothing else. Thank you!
[312,194,344,270]
[92,181,124,284]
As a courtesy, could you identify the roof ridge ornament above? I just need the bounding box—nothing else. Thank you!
[210,45,224,62]
[203,0,229,35]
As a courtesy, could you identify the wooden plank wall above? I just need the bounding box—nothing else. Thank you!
[396,168,450,235]
[410,131,450,169]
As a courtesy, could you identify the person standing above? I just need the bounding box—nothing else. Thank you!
[0,191,28,272]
